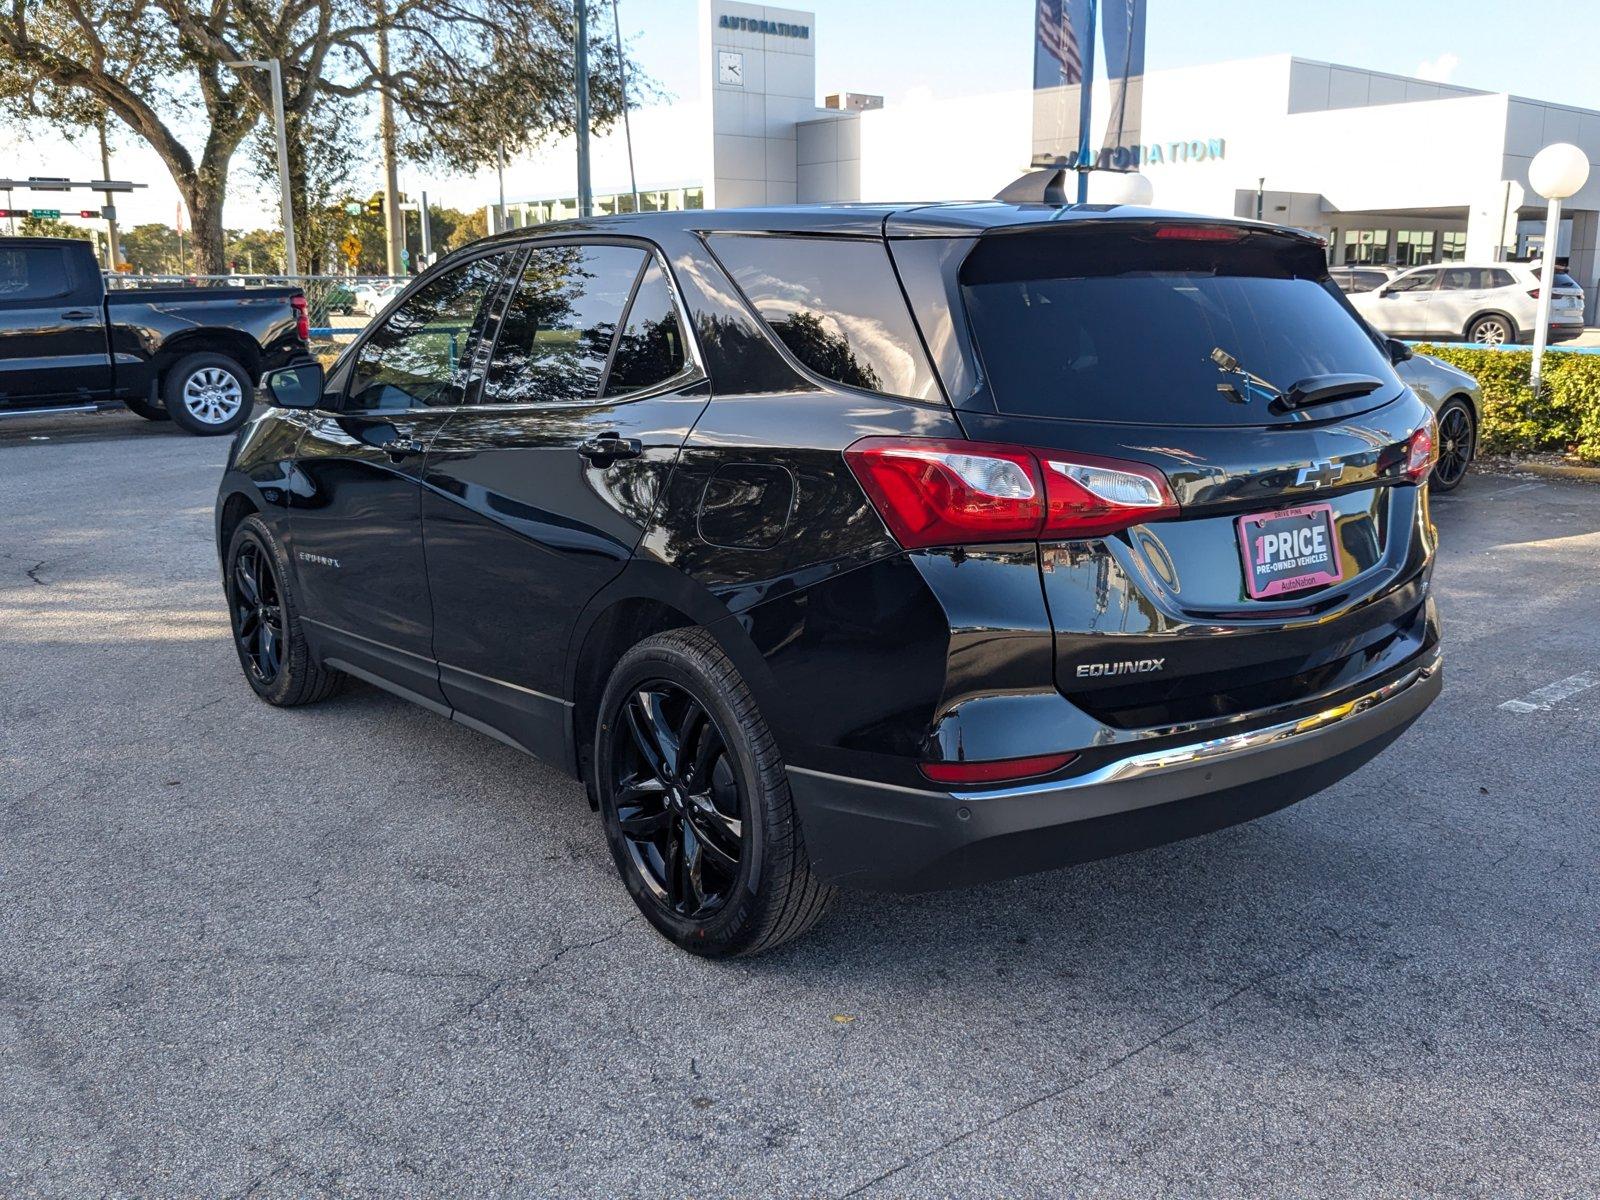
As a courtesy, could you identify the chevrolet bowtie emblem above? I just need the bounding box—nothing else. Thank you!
[1295,459,1344,488]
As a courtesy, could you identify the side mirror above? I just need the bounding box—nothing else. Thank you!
[264,361,325,409]
[1386,337,1413,365]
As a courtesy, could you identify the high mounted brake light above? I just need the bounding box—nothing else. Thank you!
[844,437,1178,550]
[1151,225,1247,241]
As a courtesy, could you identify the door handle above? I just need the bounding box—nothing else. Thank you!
[60,309,97,320]
[577,433,643,465]
[383,437,426,461]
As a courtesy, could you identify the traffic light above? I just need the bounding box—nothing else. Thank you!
[365,196,383,216]
[78,210,99,219]
[0,209,24,219]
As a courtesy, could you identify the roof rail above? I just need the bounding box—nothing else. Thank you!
[995,166,1072,206]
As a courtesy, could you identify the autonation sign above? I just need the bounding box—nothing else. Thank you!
[718,14,810,38]
[1045,137,1226,171]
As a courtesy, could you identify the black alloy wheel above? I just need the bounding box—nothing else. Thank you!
[1432,401,1475,492]
[611,681,745,919]
[231,539,285,685]
[594,628,833,956]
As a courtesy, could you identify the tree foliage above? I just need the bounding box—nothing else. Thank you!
[0,1,639,273]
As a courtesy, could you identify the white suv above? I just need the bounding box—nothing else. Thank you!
[1349,262,1585,346]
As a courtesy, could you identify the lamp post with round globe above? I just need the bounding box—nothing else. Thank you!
[1527,143,1591,391]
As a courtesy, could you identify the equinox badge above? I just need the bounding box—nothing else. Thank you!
[1076,658,1166,678]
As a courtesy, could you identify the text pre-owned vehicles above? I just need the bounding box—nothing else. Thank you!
[216,203,1442,956]
[1349,260,1586,346]
[0,237,310,435]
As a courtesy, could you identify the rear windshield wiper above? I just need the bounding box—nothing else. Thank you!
[1272,373,1385,413]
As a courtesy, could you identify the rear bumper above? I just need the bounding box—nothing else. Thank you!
[1547,323,1585,344]
[788,652,1441,891]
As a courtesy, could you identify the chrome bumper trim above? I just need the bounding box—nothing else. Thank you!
[954,654,1440,801]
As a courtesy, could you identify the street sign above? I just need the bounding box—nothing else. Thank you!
[344,201,363,216]
[30,208,61,219]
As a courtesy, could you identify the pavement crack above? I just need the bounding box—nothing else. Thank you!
[25,559,49,585]
[838,924,1356,1198]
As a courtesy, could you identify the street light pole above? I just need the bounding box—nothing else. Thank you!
[575,0,594,218]
[1526,143,1591,394]
[374,0,404,274]
[611,0,639,211]
[98,116,121,271]
[225,58,298,276]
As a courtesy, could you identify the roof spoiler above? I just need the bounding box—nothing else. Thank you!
[995,167,1072,206]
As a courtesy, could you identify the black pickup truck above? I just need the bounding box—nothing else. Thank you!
[0,237,310,435]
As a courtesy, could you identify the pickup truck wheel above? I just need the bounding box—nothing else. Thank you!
[594,628,835,957]
[123,396,169,422]
[164,352,253,436]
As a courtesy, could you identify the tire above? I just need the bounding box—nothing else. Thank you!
[224,514,344,707]
[1431,398,1476,493]
[123,395,169,422]
[1467,314,1515,347]
[163,352,254,436]
[593,628,835,957]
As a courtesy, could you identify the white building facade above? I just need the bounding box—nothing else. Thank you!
[494,2,1600,322]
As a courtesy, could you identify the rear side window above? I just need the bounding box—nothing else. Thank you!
[1553,272,1580,289]
[483,244,645,405]
[710,234,939,401]
[959,228,1399,426]
[1443,267,1513,290]
[0,245,73,302]
[347,254,510,410]
[604,260,687,395]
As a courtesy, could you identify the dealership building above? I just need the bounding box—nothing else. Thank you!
[491,0,1600,322]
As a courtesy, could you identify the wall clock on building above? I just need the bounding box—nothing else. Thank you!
[718,51,744,86]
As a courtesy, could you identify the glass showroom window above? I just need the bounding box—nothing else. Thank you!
[1395,230,1436,267]
[1343,229,1390,265]
[1440,231,1467,261]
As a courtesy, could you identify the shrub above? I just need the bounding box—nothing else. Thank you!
[1412,345,1600,463]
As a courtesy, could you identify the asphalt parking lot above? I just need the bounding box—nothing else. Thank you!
[3,410,1598,1198]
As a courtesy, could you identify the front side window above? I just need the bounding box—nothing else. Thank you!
[709,234,939,401]
[482,244,646,404]
[347,254,510,410]
[1386,269,1439,293]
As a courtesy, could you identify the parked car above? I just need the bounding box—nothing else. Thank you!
[1350,261,1585,346]
[1391,348,1482,492]
[354,281,406,316]
[1328,264,1396,293]
[1,238,310,435]
[216,204,1443,956]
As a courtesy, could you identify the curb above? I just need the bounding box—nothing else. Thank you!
[1479,458,1600,484]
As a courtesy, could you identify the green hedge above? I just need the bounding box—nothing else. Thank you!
[1412,345,1600,463]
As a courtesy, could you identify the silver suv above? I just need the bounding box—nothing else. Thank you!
[1350,261,1585,346]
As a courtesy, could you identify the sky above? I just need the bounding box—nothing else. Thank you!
[5,0,1599,235]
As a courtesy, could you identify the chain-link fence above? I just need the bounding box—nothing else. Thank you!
[106,273,411,342]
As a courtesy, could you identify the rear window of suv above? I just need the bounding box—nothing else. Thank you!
[959,227,1398,425]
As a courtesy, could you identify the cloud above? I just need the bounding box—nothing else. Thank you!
[1415,52,1461,83]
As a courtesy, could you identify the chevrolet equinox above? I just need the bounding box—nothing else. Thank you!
[217,201,1442,956]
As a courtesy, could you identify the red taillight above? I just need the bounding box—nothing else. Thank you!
[844,437,1178,549]
[1527,288,1541,299]
[920,751,1078,785]
[1406,419,1437,482]
[1038,451,1179,538]
[291,294,310,341]
[1152,224,1247,242]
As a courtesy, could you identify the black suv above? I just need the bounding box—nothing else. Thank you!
[217,203,1442,956]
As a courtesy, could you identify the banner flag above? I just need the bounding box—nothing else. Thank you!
[1031,0,1147,173]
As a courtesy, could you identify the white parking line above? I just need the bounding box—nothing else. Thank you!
[1486,480,1546,501]
[1499,672,1600,713]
